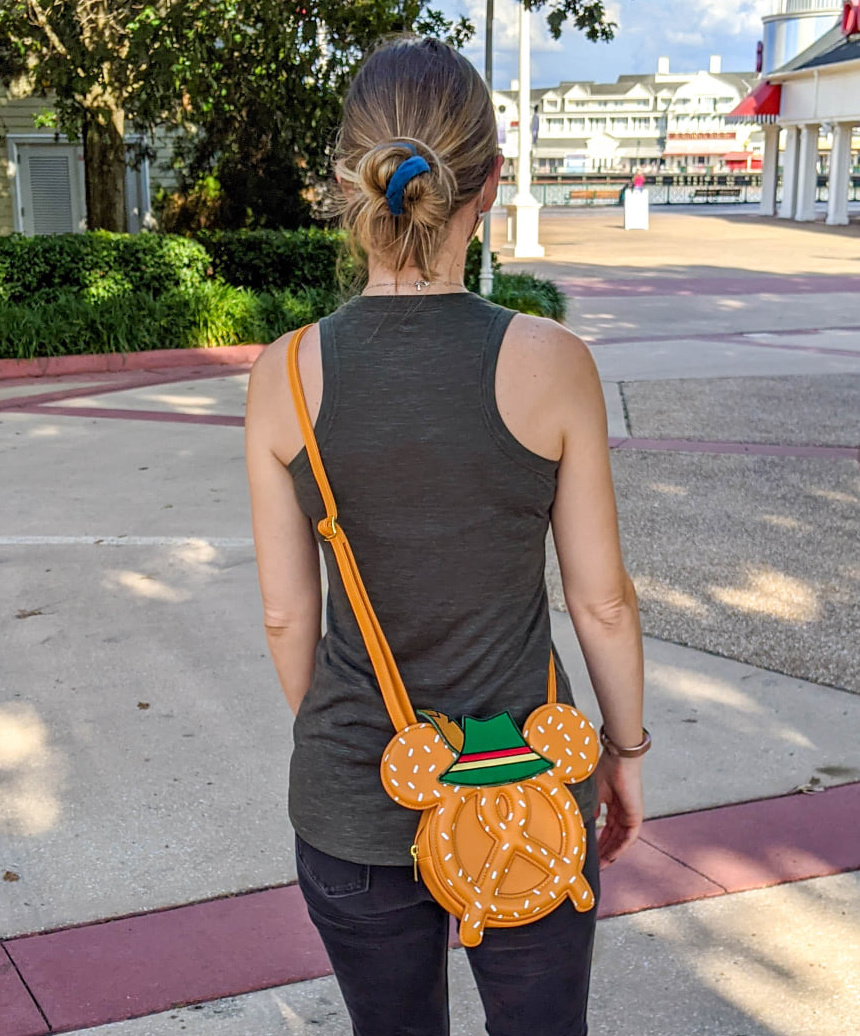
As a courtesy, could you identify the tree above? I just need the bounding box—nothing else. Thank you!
[524,0,616,43]
[0,1,616,233]
[161,1,475,230]
[163,1,616,230]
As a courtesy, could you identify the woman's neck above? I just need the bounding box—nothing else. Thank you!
[362,207,475,296]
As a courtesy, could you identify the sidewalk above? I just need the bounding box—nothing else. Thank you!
[2,207,859,1035]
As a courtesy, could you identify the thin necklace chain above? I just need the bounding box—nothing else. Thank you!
[363,278,467,294]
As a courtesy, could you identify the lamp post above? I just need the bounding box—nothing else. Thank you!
[479,0,495,296]
[510,1,544,258]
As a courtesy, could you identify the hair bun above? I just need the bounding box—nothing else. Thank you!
[357,140,452,221]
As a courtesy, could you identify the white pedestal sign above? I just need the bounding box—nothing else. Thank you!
[624,189,649,231]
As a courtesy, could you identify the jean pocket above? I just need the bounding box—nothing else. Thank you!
[296,835,371,899]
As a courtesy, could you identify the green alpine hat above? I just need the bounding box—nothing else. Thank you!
[435,712,552,788]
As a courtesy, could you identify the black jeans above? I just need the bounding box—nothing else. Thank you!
[295,820,599,1036]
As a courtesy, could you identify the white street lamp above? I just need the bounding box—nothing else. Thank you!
[479,0,495,296]
[509,1,544,258]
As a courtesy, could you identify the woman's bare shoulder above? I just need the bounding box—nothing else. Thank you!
[503,313,593,373]
[500,313,600,412]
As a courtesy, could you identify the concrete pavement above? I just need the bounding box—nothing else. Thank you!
[2,206,859,1035]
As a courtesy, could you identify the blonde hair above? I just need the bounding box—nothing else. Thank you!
[334,36,498,282]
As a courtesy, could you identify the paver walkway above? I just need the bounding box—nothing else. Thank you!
[2,207,859,1036]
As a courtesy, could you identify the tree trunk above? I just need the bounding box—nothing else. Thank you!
[83,104,127,232]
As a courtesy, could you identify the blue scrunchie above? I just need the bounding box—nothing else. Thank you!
[385,143,430,216]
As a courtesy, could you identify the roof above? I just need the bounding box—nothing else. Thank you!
[795,36,860,70]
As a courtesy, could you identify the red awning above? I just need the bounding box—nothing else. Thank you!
[725,81,781,124]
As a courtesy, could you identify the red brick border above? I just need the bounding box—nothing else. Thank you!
[0,344,266,382]
[2,783,858,1035]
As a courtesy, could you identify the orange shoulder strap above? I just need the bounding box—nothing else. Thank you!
[285,325,556,730]
[287,325,416,731]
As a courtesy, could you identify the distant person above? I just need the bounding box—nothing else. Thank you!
[633,170,646,190]
[245,34,646,1036]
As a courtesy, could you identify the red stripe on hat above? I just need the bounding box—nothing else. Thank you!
[456,745,535,763]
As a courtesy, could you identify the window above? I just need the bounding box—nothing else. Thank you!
[544,97,560,112]
[612,118,629,133]
[567,118,585,133]
[547,118,564,133]
[590,117,606,130]
[632,117,651,131]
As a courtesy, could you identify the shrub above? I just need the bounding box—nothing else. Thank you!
[0,232,211,304]
[0,283,339,360]
[193,228,354,294]
[489,272,567,322]
[0,229,567,358]
[463,235,501,293]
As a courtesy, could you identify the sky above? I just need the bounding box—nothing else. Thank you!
[436,0,772,88]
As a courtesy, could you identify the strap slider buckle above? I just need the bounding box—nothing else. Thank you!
[318,516,339,541]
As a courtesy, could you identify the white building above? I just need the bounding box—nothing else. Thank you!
[728,6,860,224]
[494,57,759,175]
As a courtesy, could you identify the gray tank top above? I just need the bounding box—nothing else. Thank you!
[287,291,597,865]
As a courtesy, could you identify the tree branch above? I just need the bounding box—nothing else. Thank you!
[26,0,71,58]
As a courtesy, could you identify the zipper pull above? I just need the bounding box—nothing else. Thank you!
[410,844,419,882]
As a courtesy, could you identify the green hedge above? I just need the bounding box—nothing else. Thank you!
[0,231,566,359]
[193,227,353,293]
[488,272,566,321]
[0,283,337,359]
[0,232,210,304]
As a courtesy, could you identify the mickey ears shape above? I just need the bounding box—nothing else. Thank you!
[522,704,599,784]
[380,723,457,810]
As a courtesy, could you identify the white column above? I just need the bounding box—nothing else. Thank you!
[794,122,819,222]
[779,125,800,219]
[759,124,780,217]
[509,2,543,258]
[826,122,853,226]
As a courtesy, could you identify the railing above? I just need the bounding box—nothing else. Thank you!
[497,176,764,207]
[769,0,840,14]
[497,175,860,207]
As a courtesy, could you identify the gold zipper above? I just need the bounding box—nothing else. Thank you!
[410,843,419,882]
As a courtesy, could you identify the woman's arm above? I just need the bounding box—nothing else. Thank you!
[245,335,322,714]
[548,328,645,868]
[497,314,645,867]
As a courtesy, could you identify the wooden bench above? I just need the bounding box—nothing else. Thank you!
[691,187,741,201]
[569,188,623,204]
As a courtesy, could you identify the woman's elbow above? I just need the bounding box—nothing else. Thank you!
[568,576,639,634]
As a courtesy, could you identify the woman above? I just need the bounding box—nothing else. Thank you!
[245,35,646,1036]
